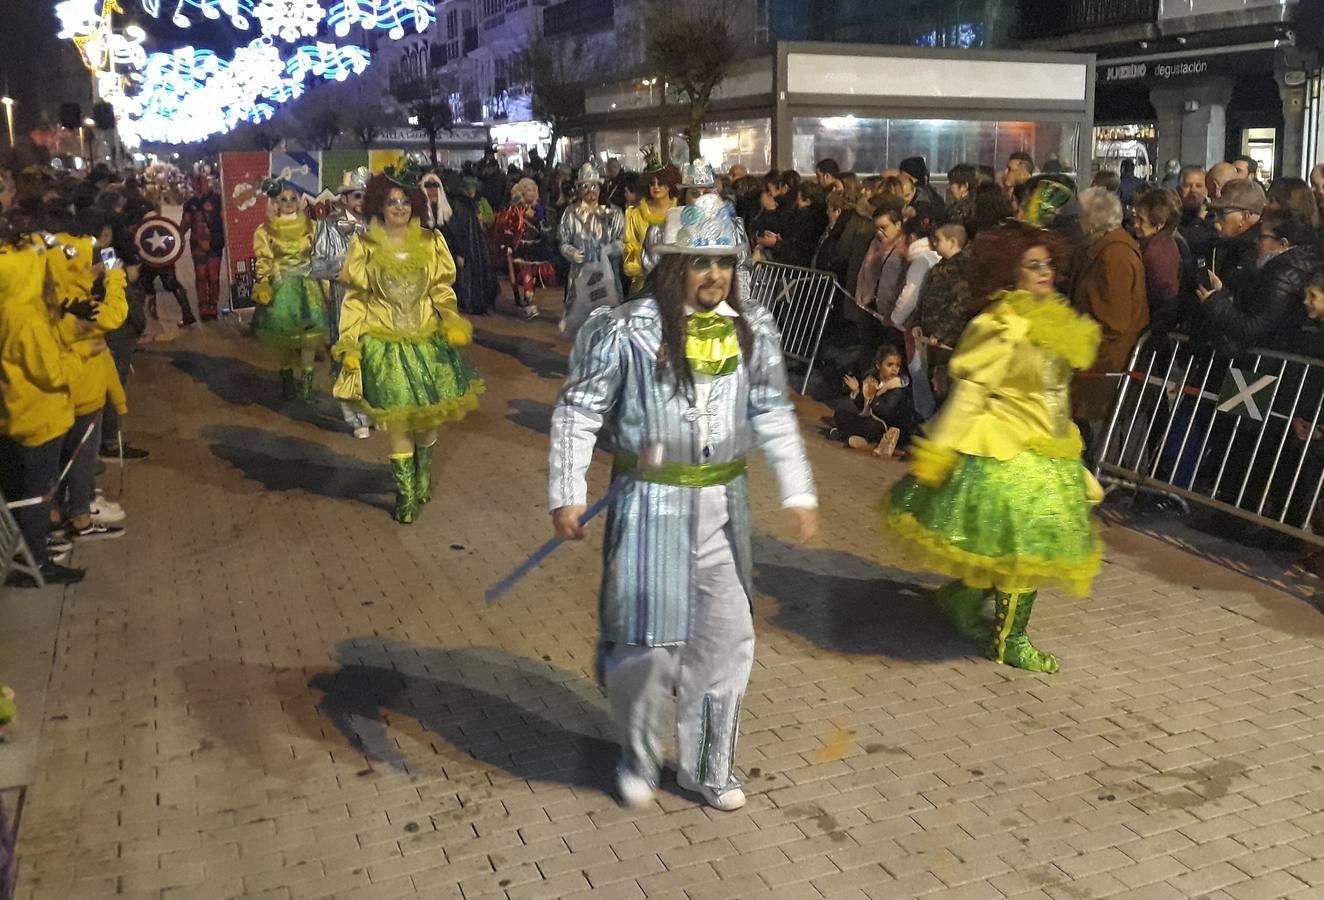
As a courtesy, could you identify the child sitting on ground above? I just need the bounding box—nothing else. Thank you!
[827,344,916,457]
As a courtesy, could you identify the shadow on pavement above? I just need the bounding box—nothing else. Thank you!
[753,536,969,661]
[202,424,391,510]
[473,331,567,380]
[309,641,616,791]
[163,349,345,431]
[505,398,553,436]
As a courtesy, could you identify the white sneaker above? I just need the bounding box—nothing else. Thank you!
[90,494,126,525]
[682,782,746,812]
[353,426,370,440]
[616,768,656,810]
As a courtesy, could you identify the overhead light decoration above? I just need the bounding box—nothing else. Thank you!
[326,0,435,40]
[57,0,409,144]
[251,0,325,41]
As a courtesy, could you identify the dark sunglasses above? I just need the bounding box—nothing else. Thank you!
[687,256,737,273]
[347,191,364,201]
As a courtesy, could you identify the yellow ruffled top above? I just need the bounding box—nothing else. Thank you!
[922,290,1101,464]
[623,198,672,281]
[253,214,315,286]
[333,220,470,362]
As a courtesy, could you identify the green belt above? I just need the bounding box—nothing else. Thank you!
[613,453,747,487]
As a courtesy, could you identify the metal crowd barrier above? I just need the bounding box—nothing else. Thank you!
[1095,332,1324,546]
[748,261,845,394]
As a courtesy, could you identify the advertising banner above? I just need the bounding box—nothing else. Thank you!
[217,151,273,311]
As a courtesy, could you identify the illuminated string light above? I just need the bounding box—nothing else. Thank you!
[326,0,434,40]
[251,0,325,41]
[142,0,254,30]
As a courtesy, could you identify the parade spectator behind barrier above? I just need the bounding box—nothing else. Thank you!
[1118,159,1146,206]
[1265,176,1322,233]
[828,343,916,457]
[917,223,973,399]
[1130,187,1183,325]
[1090,170,1121,193]
[1001,151,1035,197]
[837,172,860,204]
[969,181,1013,239]
[1178,164,1218,262]
[1195,210,1322,356]
[1231,155,1258,183]
[816,158,841,192]
[813,191,850,277]
[946,163,978,230]
[832,192,878,295]
[1207,179,1267,299]
[1161,159,1182,189]
[898,157,944,222]
[1205,161,1240,200]
[0,214,85,586]
[892,214,942,419]
[732,175,764,235]
[779,182,827,268]
[750,171,798,261]
[100,256,149,464]
[1310,164,1324,222]
[852,199,907,355]
[1072,187,1148,433]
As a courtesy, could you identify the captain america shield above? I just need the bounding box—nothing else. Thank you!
[134,215,185,267]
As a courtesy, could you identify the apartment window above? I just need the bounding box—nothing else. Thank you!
[481,0,501,17]
[447,9,458,39]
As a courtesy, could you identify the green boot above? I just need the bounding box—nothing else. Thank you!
[934,582,992,644]
[414,441,435,505]
[279,368,296,400]
[988,591,1060,674]
[300,367,316,403]
[390,453,419,524]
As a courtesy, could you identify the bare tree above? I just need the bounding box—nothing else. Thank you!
[525,32,584,169]
[350,110,388,150]
[251,128,283,152]
[409,99,453,166]
[644,0,746,162]
[303,108,342,151]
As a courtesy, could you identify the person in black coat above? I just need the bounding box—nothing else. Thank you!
[1195,210,1322,356]
[778,182,828,268]
[441,174,499,316]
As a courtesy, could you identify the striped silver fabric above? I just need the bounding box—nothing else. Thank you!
[550,296,815,647]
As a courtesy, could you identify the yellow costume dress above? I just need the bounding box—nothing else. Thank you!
[622,198,672,292]
[332,221,484,522]
[250,214,329,366]
[882,290,1103,673]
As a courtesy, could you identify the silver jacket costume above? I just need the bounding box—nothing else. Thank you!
[549,296,815,648]
[311,207,367,336]
[558,203,625,342]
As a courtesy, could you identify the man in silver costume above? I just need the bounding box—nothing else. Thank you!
[311,166,372,438]
[558,163,625,343]
[549,194,817,812]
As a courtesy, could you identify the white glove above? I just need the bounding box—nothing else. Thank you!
[569,248,586,264]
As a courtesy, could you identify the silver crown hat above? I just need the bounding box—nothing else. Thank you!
[680,161,716,188]
[655,193,741,256]
[339,166,370,193]
[576,162,604,186]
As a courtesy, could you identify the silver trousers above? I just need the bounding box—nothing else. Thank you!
[603,486,755,793]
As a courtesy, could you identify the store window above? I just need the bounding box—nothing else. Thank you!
[790,116,1080,176]
[591,129,662,171]
[690,117,772,172]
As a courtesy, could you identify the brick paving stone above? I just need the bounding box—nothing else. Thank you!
[7,318,1324,900]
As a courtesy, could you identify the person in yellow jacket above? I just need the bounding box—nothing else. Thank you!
[882,223,1104,674]
[332,169,484,524]
[0,220,85,585]
[622,155,679,293]
[250,179,330,403]
[47,213,128,542]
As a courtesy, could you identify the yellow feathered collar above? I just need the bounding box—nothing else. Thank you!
[994,289,1100,371]
[264,214,313,241]
[363,220,434,278]
[637,199,673,226]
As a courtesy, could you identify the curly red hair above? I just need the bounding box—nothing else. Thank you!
[968,223,1070,313]
[362,173,429,224]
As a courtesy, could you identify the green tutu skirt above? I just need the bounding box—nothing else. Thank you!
[355,331,484,431]
[252,274,329,351]
[882,450,1102,597]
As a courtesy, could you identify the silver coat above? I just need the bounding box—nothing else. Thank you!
[549,296,816,647]
[311,208,367,338]
[558,202,625,342]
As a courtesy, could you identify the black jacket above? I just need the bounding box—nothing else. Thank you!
[779,204,828,268]
[1198,243,1322,356]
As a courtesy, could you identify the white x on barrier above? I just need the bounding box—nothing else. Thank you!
[1217,369,1278,421]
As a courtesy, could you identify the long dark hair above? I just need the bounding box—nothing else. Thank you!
[650,253,754,400]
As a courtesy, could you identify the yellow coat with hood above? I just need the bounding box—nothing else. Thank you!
[47,234,128,418]
[0,240,82,447]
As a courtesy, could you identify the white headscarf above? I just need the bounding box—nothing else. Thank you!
[420,173,453,228]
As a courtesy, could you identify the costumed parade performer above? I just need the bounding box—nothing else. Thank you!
[882,223,1103,674]
[311,166,373,438]
[181,168,225,322]
[332,166,484,524]
[549,194,817,810]
[622,147,677,294]
[251,178,330,402]
[558,163,625,342]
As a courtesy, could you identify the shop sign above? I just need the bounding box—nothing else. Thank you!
[1158,0,1298,22]
[1098,49,1273,84]
[375,126,490,146]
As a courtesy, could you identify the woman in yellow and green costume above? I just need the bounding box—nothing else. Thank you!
[622,150,679,293]
[883,224,1103,674]
[332,169,483,524]
[250,179,330,401]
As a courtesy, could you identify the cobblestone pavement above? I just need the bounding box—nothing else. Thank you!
[6,306,1324,900]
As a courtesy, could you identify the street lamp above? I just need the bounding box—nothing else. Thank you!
[81,117,95,158]
[1,97,14,149]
